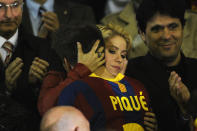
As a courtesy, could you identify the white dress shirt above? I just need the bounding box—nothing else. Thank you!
[26,0,54,36]
[0,30,18,62]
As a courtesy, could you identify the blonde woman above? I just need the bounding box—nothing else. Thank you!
[58,24,157,131]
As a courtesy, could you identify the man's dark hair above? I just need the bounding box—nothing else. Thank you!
[136,0,186,33]
[55,24,104,66]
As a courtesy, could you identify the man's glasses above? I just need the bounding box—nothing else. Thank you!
[0,1,23,16]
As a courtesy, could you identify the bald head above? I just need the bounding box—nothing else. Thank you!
[40,106,90,131]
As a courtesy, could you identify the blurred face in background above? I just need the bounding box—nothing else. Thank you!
[0,0,23,39]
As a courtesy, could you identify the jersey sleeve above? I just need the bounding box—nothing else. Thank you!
[57,80,88,106]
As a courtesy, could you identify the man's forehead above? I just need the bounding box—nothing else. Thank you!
[147,13,181,27]
[0,0,22,3]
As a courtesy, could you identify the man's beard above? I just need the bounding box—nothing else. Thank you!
[0,18,20,38]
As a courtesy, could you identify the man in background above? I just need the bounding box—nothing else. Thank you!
[22,0,96,46]
[126,0,197,130]
[102,0,197,59]
[0,0,63,117]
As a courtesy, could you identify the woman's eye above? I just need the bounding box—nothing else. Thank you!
[108,49,116,54]
[121,55,126,59]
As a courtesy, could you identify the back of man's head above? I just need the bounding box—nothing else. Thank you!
[136,0,186,33]
[56,24,104,66]
[40,106,90,131]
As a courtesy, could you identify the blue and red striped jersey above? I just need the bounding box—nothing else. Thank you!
[58,73,151,131]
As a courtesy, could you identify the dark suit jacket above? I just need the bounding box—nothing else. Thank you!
[0,94,40,131]
[69,0,107,22]
[126,53,197,131]
[0,27,64,111]
[22,1,96,58]
[22,0,96,38]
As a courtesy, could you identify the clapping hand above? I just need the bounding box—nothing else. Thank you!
[29,57,49,84]
[5,57,23,90]
[38,12,59,38]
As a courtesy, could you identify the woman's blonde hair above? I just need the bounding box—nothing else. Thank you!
[97,24,132,50]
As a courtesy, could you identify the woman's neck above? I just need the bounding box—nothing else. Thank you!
[94,66,116,79]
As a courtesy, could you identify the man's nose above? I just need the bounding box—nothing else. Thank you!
[162,27,171,40]
[5,7,13,18]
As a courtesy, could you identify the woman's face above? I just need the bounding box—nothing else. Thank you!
[105,35,127,77]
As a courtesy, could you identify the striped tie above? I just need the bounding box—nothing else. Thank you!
[2,41,13,66]
[38,6,46,16]
[38,6,46,31]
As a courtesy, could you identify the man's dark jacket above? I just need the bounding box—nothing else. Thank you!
[22,0,96,32]
[126,53,197,131]
[0,93,40,131]
[22,0,96,44]
[0,27,63,111]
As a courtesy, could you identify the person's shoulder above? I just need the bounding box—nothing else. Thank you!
[80,75,102,84]
[59,78,93,102]
[128,55,147,66]
[59,80,86,96]
[65,77,94,90]
[126,55,148,77]
[124,76,145,88]
[58,80,84,105]
[185,57,197,65]
[66,74,104,90]
[73,75,107,89]
[66,79,86,88]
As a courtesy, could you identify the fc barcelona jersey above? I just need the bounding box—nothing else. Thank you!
[58,73,151,131]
